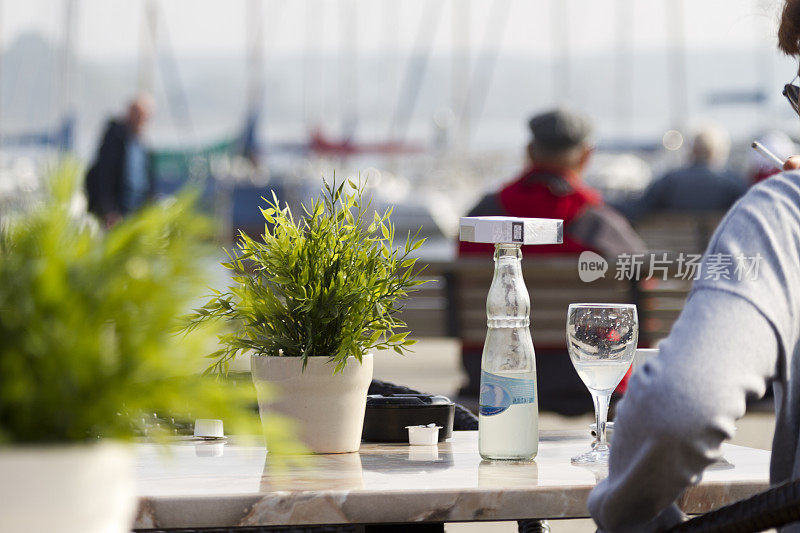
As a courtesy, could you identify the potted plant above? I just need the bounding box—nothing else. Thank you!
[187,179,426,453]
[0,162,272,533]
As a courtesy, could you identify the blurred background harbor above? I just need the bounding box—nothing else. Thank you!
[1,0,798,256]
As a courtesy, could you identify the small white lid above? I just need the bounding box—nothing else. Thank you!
[194,419,224,439]
[406,424,442,446]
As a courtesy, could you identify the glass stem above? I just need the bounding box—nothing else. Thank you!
[592,391,612,452]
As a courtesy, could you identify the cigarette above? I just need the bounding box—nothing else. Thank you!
[751,141,786,170]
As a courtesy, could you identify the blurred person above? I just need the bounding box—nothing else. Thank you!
[457,108,645,412]
[749,130,798,184]
[618,124,746,221]
[587,2,800,531]
[459,108,644,256]
[85,95,155,227]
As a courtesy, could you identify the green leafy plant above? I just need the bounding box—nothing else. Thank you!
[0,161,297,448]
[187,178,427,373]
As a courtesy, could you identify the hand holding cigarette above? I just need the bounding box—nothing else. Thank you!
[784,155,800,170]
[751,140,800,171]
[752,141,787,170]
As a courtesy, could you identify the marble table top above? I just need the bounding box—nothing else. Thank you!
[133,430,770,529]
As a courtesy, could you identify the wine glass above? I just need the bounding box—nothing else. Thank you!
[566,303,638,465]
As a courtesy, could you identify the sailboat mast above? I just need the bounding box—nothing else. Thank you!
[382,0,399,115]
[551,0,569,102]
[303,0,323,130]
[339,0,357,139]
[137,0,157,94]
[246,0,265,119]
[452,0,470,149]
[58,0,77,151]
[459,0,511,140]
[386,0,445,143]
[755,0,775,127]
[665,0,688,133]
[614,0,634,138]
[0,0,4,145]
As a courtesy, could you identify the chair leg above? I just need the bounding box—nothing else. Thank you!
[518,519,551,533]
[365,524,444,532]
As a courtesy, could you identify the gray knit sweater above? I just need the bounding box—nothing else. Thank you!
[588,170,800,532]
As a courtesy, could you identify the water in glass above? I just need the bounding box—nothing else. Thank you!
[566,303,638,465]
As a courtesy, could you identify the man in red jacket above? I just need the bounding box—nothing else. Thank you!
[460,108,643,257]
[459,108,645,413]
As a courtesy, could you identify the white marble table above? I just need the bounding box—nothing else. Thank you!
[133,430,770,529]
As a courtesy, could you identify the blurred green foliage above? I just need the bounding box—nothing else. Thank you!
[0,161,296,447]
[186,178,426,374]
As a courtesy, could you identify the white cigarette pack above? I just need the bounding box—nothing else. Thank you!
[459,216,563,245]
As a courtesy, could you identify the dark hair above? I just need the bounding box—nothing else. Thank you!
[779,0,800,56]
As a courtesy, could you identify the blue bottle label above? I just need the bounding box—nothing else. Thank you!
[479,370,536,416]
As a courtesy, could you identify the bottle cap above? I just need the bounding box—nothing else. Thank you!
[459,216,563,245]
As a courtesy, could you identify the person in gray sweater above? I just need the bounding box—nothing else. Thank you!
[588,2,800,530]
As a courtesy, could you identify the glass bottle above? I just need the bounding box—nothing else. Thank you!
[478,243,538,461]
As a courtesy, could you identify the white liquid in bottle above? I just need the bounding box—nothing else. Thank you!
[479,370,539,460]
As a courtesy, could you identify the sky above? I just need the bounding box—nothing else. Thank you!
[1,0,796,157]
[0,0,788,62]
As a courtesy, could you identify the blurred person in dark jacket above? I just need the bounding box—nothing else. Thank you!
[457,108,645,412]
[85,95,155,227]
[618,124,746,221]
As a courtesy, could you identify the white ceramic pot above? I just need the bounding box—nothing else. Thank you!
[251,353,373,453]
[0,442,135,533]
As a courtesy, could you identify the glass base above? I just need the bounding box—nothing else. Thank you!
[571,447,610,465]
[480,453,537,462]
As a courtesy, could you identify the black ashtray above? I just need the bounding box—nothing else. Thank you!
[362,394,455,443]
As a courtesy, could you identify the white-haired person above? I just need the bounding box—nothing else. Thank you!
[618,124,746,221]
[587,2,800,531]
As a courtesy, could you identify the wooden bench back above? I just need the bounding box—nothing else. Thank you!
[396,267,453,338]
[453,259,635,348]
[634,211,726,255]
[400,256,701,350]
[636,275,693,346]
[400,258,636,349]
